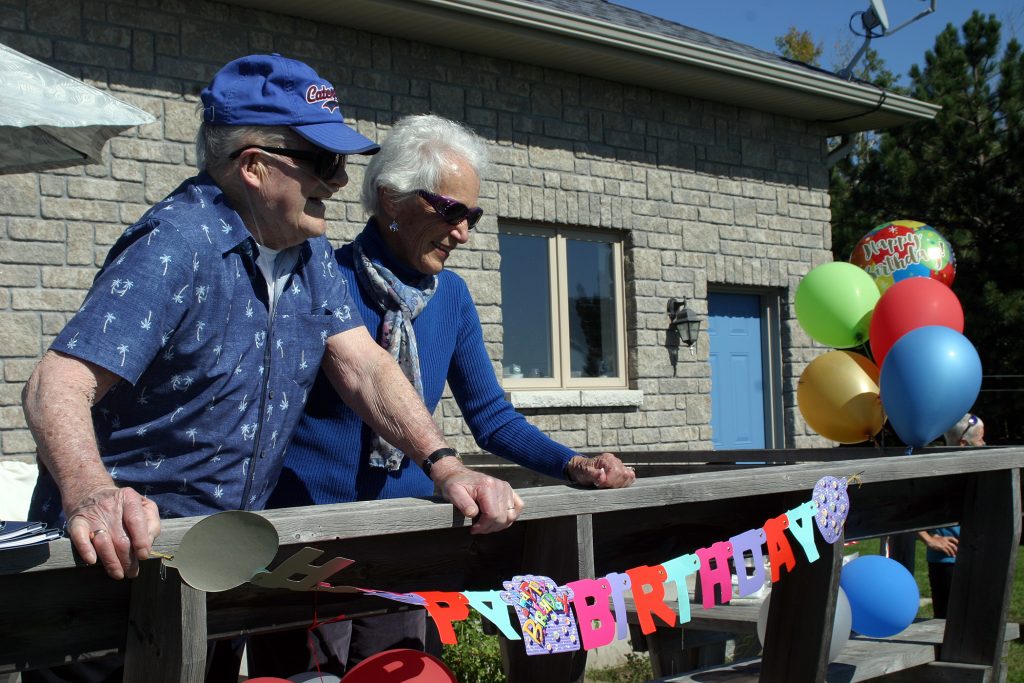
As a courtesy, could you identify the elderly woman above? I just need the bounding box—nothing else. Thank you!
[247,114,634,677]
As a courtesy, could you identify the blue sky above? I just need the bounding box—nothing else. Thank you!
[611,1,1023,84]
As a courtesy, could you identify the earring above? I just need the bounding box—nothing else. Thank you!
[389,220,399,233]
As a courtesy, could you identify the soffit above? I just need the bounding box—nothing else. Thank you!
[226,0,939,136]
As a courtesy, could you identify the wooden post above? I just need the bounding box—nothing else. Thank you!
[941,469,1021,680]
[124,561,207,683]
[759,528,843,682]
[499,514,593,683]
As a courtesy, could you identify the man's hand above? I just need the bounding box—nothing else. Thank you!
[566,453,636,488]
[429,458,524,534]
[65,486,161,579]
[919,531,958,558]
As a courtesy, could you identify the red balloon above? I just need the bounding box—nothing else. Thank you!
[869,277,964,368]
[341,649,457,683]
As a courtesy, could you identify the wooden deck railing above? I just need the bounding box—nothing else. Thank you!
[1,446,1021,682]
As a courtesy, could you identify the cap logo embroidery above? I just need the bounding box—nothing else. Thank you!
[306,84,339,114]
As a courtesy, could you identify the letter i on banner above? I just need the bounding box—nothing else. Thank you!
[499,575,580,655]
[604,572,633,641]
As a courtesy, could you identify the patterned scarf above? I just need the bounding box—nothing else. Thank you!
[353,231,438,470]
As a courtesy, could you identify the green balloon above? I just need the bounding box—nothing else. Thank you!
[796,262,880,348]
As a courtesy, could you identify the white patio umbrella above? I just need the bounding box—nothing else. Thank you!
[0,42,155,175]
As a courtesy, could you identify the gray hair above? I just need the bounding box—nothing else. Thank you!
[361,114,488,216]
[195,123,292,174]
[943,413,983,446]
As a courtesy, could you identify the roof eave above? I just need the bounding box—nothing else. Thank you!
[227,0,940,136]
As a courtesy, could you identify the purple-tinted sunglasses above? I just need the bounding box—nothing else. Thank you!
[416,190,483,229]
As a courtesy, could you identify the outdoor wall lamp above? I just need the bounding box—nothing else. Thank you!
[667,297,701,355]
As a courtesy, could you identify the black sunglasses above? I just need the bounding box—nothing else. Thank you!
[416,190,483,229]
[958,414,979,444]
[229,146,345,181]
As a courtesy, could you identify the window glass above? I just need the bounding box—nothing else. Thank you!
[567,238,618,378]
[498,232,553,379]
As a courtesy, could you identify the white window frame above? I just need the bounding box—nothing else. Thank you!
[499,224,627,390]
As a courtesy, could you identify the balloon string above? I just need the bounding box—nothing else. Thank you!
[845,471,865,487]
[308,586,348,680]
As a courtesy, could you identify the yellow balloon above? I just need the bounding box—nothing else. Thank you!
[798,351,886,444]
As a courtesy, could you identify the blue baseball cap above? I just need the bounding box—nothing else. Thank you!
[201,54,379,155]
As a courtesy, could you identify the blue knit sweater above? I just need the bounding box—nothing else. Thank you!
[267,223,576,507]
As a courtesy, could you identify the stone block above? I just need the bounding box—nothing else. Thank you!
[144,164,194,204]
[4,359,39,383]
[68,177,144,203]
[27,0,80,35]
[0,242,64,265]
[0,174,40,216]
[41,197,120,223]
[0,313,40,356]
[12,289,86,312]
[0,265,39,287]
[0,406,26,430]
[2,429,37,455]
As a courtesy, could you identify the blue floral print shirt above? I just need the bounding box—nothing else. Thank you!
[29,173,361,524]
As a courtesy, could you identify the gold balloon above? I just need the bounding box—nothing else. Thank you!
[798,351,886,444]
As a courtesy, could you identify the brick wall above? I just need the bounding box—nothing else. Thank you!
[0,0,832,462]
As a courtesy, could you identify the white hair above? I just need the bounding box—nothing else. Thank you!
[195,122,292,174]
[943,413,983,446]
[361,114,489,215]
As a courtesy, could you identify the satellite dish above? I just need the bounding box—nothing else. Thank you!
[867,0,891,33]
[839,0,936,79]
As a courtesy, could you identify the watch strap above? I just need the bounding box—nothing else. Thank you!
[422,447,460,477]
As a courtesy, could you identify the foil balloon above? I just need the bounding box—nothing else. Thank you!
[849,220,955,295]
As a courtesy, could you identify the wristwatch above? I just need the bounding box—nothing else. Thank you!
[422,447,461,477]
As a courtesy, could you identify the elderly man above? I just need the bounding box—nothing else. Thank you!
[22,54,523,589]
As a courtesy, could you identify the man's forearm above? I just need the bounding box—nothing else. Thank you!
[323,329,449,463]
[22,351,118,513]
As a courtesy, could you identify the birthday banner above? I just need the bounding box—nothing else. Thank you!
[167,475,852,655]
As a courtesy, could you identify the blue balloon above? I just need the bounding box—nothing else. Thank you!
[840,555,919,637]
[879,325,982,447]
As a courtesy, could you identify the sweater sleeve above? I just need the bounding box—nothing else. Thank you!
[444,276,576,480]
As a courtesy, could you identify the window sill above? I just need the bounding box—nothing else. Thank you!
[504,389,643,410]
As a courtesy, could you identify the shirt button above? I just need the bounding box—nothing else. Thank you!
[269,391,274,400]
[260,450,266,459]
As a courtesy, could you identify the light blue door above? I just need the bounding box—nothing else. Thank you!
[709,292,766,449]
